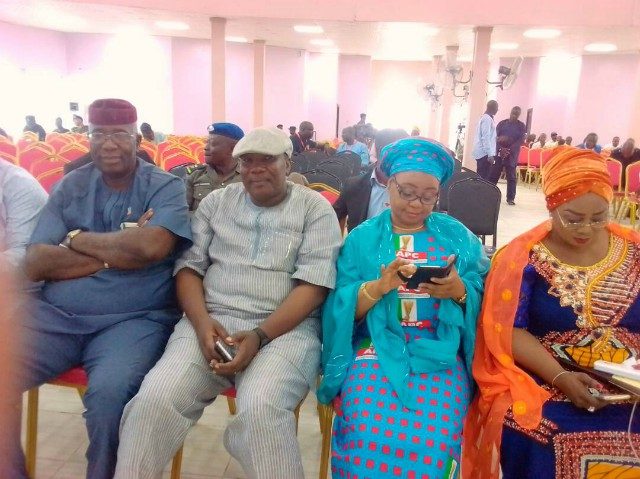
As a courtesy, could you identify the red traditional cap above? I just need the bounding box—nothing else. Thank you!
[88,98,137,126]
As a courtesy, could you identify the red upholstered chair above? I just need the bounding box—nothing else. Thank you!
[17,142,55,172]
[607,159,623,192]
[139,141,158,164]
[24,367,294,479]
[516,146,529,181]
[45,134,74,152]
[30,156,67,179]
[161,150,197,171]
[35,166,64,193]
[524,148,542,185]
[58,143,89,163]
[0,141,17,164]
[308,183,340,205]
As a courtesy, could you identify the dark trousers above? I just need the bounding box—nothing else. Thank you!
[476,156,493,180]
[489,155,517,202]
[3,316,172,479]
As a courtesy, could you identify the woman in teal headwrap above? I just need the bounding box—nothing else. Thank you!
[318,137,489,478]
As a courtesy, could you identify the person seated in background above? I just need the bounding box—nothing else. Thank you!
[289,125,296,136]
[53,117,70,134]
[531,132,547,149]
[276,124,283,130]
[23,115,46,141]
[526,133,537,148]
[565,135,573,146]
[185,122,244,211]
[546,131,559,148]
[336,126,370,167]
[140,122,165,144]
[333,128,408,232]
[63,132,155,175]
[557,136,566,146]
[410,126,421,137]
[611,138,640,186]
[291,120,323,153]
[0,127,8,138]
[4,99,192,479]
[319,137,488,479]
[465,147,640,479]
[71,114,89,134]
[115,127,342,479]
[577,132,602,153]
[604,135,620,151]
[0,160,47,271]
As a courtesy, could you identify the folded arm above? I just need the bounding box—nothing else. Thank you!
[25,244,105,282]
[69,226,177,270]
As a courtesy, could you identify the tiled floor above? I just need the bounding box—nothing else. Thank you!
[20,181,626,479]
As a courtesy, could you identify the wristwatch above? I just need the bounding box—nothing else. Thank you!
[455,291,468,305]
[61,229,83,249]
[252,327,271,349]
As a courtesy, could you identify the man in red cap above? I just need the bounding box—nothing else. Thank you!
[5,99,192,479]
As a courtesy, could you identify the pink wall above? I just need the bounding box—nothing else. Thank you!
[338,55,372,132]
[264,46,306,131]
[305,53,339,141]
[171,37,211,135]
[497,53,640,144]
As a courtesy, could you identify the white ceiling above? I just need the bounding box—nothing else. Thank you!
[1,0,639,60]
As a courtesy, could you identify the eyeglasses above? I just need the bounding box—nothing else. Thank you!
[555,211,609,230]
[392,179,439,205]
[89,132,136,145]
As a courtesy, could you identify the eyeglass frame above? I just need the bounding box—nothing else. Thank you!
[554,210,609,230]
[88,131,136,145]
[390,177,439,206]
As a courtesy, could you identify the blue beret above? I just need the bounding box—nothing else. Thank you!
[207,122,244,141]
[380,137,454,185]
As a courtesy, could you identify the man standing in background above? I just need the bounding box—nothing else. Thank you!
[489,105,527,206]
[472,100,498,180]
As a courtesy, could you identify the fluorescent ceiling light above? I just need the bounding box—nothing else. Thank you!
[584,42,617,53]
[310,39,333,46]
[523,28,561,39]
[491,42,519,51]
[155,21,189,31]
[294,25,323,34]
[322,48,340,55]
[226,36,248,43]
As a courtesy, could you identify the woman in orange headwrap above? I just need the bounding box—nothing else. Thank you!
[463,146,640,479]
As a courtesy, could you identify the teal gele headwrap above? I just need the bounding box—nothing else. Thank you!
[380,137,454,185]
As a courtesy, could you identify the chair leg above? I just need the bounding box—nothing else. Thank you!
[25,388,39,479]
[170,445,183,479]
[226,396,237,415]
[318,404,333,479]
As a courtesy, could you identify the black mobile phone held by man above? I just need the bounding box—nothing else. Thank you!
[398,256,456,289]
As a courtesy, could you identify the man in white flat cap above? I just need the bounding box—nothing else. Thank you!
[116,127,342,479]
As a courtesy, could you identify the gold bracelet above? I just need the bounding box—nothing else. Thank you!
[360,282,381,301]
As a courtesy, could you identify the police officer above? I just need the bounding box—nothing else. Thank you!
[185,122,245,211]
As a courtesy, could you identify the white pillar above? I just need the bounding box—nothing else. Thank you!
[253,40,266,127]
[462,26,493,168]
[210,17,226,121]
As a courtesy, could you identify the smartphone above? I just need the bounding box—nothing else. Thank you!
[214,339,236,363]
[403,260,456,289]
[588,388,631,402]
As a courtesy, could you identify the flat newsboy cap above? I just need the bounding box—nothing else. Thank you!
[233,127,293,159]
[88,99,137,125]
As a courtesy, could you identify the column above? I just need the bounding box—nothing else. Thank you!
[253,40,266,127]
[210,17,226,121]
[439,46,459,148]
[629,56,640,141]
[462,26,493,169]
[427,55,442,140]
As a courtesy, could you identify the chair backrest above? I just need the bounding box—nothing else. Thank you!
[528,149,542,168]
[540,149,554,168]
[438,169,481,212]
[0,142,17,164]
[162,151,196,171]
[308,183,340,204]
[447,177,502,248]
[517,146,530,166]
[303,169,343,192]
[17,142,56,171]
[30,156,68,178]
[625,162,640,195]
[139,141,158,163]
[334,150,363,176]
[58,143,89,162]
[35,167,64,193]
[606,159,623,190]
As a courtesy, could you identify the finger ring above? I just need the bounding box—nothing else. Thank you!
[587,406,595,413]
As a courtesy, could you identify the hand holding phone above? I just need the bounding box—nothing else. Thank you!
[214,339,236,363]
[398,255,457,289]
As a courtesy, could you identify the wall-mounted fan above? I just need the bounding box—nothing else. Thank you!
[488,56,523,90]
